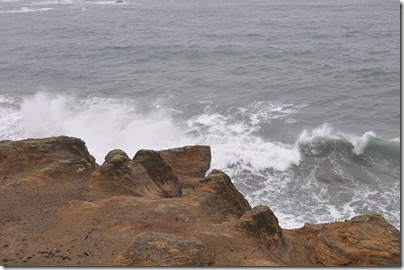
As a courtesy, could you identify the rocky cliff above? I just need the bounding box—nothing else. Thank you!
[0,136,400,266]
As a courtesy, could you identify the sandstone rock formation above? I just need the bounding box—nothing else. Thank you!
[0,136,400,266]
[133,149,182,198]
[282,213,401,266]
[159,145,211,190]
[0,136,95,177]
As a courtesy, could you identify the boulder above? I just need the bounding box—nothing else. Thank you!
[238,205,284,248]
[99,149,131,177]
[91,149,163,198]
[115,232,214,266]
[133,150,182,198]
[0,136,95,177]
[192,169,251,219]
[159,146,211,189]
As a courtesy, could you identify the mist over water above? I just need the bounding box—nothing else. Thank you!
[0,0,399,229]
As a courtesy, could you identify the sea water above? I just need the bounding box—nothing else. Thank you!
[0,0,400,229]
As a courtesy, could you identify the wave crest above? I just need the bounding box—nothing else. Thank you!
[296,123,399,158]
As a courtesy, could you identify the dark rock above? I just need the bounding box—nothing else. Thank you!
[91,149,163,198]
[238,205,284,248]
[98,149,132,179]
[133,150,182,198]
[115,232,213,266]
[104,149,130,164]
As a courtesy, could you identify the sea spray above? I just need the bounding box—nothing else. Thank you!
[15,92,194,163]
[0,95,21,140]
[0,92,400,229]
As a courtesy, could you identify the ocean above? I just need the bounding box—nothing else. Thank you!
[0,0,400,229]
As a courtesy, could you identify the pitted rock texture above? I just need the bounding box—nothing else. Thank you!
[115,232,214,266]
[283,213,401,266]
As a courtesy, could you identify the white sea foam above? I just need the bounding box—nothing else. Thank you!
[0,93,399,229]
[94,0,124,5]
[15,92,193,163]
[296,123,386,155]
[389,137,400,143]
[186,102,302,173]
[3,92,303,171]
[236,123,401,229]
[0,6,53,13]
[0,95,21,140]
[35,0,74,5]
[346,131,378,155]
[297,123,333,142]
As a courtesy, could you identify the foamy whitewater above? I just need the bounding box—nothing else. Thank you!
[0,0,400,229]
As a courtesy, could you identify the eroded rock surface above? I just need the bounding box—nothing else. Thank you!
[193,169,251,219]
[238,205,284,248]
[283,213,401,266]
[91,149,163,198]
[133,149,182,198]
[0,136,400,267]
[115,232,214,266]
[159,145,211,190]
[0,136,95,177]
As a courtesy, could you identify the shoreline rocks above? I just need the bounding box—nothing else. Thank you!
[0,136,400,266]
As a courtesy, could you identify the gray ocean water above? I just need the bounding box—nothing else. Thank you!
[0,0,400,229]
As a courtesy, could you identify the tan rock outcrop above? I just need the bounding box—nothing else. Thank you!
[133,149,182,198]
[238,205,284,247]
[192,169,251,219]
[159,145,211,190]
[0,136,95,177]
[283,213,401,266]
[90,149,163,198]
[0,136,400,267]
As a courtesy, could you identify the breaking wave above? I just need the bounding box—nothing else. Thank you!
[297,123,400,160]
[1,92,193,163]
[0,92,400,229]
